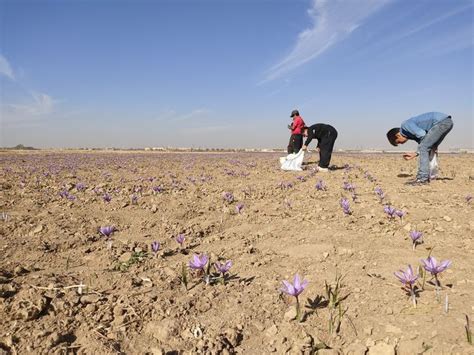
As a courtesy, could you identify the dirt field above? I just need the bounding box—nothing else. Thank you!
[1,150,473,354]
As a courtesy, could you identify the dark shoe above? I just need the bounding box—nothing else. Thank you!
[405,179,429,186]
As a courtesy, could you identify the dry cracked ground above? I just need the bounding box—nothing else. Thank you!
[0,151,473,354]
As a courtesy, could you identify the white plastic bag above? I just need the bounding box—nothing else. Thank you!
[280,150,305,171]
[429,150,438,179]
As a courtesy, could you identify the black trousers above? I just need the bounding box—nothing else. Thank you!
[287,134,303,154]
[318,127,338,168]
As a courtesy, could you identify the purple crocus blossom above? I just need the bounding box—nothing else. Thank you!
[374,187,385,200]
[340,198,351,215]
[410,230,423,243]
[421,256,452,276]
[343,181,355,191]
[315,180,326,191]
[384,205,397,218]
[189,254,209,270]
[151,241,160,254]
[280,274,308,297]
[394,265,419,287]
[176,233,185,246]
[99,226,115,237]
[215,260,233,274]
[235,202,244,214]
[76,182,87,191]
[395,209,406,219]
[222,192,234,203]
[152,185,163,193]
[103,193,112,202]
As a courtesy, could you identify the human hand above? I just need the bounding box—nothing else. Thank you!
[315,147,320,153]
[302,145,308,151]
[403,152,417,160]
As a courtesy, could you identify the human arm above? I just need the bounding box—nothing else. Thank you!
[401,120,427,140]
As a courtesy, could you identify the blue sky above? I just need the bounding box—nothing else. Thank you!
[1,0,473,149]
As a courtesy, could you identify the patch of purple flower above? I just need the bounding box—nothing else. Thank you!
[214,260,232,275]
[76,182,87,192]
[315,180,326,191]
[176,233,185,247]
[281,274,308,297]
[235,202,244,214]
[103,193,112,203]
[189,254,209,271]
[421,256,451,276]
[409,230,423,250]
[151,241,160,255]
[374,187,385,200]
[152,185,164,194]
[394,265,418,307]
[99,226,115,238]
[384,205,397,218]
[343,182,356,191]
[340,198,351,215]
[280,274,309,321]
[222,192,234,203]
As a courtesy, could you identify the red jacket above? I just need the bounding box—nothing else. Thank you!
[291,115,305,135]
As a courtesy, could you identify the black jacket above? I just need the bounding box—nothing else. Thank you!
[304,124,337,147]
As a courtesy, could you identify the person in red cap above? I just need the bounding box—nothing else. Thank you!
[287,109,306,154]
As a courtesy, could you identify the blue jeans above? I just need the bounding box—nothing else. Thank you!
[417,117,453,181]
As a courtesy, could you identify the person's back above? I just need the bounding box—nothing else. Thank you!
[401,112,450,143]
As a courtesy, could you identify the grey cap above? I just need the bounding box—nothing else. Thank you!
[290,109,299,117]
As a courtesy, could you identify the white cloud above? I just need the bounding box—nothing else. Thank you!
[261,0,390,83]
[2,92,57,124]
[157,108,211,122]
[0,54,15,80]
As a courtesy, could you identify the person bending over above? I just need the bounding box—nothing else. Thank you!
[386,112,453,185]
[302,124,338,172]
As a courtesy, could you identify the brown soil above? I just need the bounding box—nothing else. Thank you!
[0,151,473,354]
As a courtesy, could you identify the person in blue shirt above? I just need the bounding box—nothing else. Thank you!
[386,112,453,184]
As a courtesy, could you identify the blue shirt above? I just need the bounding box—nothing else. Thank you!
[400,112,450,143]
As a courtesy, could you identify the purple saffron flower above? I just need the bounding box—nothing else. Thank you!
[280,274,308,297]
[343,181,356,191]
[222,191,234,203]
[394,265,419,307]
[175,233,185,246]
[315,180,326,191]
[214,260,233,274]
[384,205,396,218]
[131,194,138,204]
[409,230,423,250]
[421,256,452,276]
[279,181,293,190]
[340,198,351,215]
[76,182,87,192]
[235,202,244,214]
[152,185,163,193]
[410,230,423,242]
[103,193,112,203]
[374,187,385,200]
[59,189,69,199]
[189,254,209,270]
[151,241,160,254]
[296,176,306,182]
[394,265,419,287]
[395,209,406,219]
[99,226,115,237]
